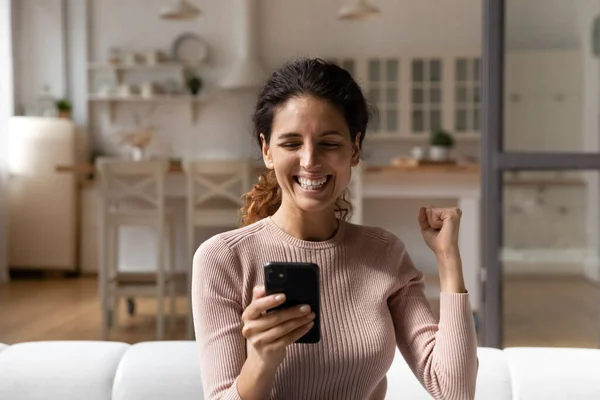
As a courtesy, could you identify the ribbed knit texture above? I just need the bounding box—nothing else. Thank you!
[192,217,478,400]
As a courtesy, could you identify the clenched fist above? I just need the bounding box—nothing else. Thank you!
[418,206,462,257]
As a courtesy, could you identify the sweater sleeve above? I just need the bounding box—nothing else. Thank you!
[387,234,478,400]
[191,234,245,400]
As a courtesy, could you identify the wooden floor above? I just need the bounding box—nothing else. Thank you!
[0,274,598,348]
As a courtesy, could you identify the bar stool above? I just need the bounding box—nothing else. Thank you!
[349,163,364,224]
[96,157,177,340]
[183,158,253,337]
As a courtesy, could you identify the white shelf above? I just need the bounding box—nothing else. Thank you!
[88,94,209,124]
[88,94,207,103]
[369,133,480,142]
[87,62,188,71]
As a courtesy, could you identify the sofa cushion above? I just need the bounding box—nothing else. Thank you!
[385,347,512,399]
[112,341,204,400]
[504,347,600,399]
[473,347,512,399]
[0,341,130,400]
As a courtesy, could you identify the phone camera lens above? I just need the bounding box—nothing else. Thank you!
[267,268,286,284]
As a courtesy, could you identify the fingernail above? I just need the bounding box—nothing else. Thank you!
[299,305,310,313]
[275,294,285,302]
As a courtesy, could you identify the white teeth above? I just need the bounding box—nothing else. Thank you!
[298,176,328,190]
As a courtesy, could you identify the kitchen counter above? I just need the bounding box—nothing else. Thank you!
[57,159,482,315]
[55,160,480,175]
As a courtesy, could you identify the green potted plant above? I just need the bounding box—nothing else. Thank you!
[429,129,455,161]
[187,75,203,96]
[56,99,72,119]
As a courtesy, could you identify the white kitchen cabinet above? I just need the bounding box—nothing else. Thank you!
[504,51,582,153]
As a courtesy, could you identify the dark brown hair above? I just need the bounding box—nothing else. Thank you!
[240,58,369,226]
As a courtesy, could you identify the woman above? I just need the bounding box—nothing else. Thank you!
[192,58,478,400]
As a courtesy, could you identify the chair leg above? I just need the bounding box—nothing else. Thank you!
[100,222,116,341]
[108,224,119,335]
[186,223,194,339]
[168,220,176,332]
[156,228,165,341]
[112,295,120,329]
[99,262,109,341]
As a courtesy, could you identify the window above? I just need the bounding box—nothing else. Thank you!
[328,58,356,77]
[411,58,443,133]
[455,57,480,132]
[367,58,399,133]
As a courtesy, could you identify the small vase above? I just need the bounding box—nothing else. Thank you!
[410,146,425,160]
[131,147,145,161]
[429,146,450,161]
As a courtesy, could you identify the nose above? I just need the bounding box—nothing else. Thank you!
[299,144,322,170]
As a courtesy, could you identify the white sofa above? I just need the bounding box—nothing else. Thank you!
[0,341,599,399]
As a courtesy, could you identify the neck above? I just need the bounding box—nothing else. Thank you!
[271,203,339,242]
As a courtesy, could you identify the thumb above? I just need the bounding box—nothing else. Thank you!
[418,207,429,230]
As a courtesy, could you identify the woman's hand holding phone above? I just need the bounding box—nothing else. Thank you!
[241,285,315,368]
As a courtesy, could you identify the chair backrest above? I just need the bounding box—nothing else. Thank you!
[183,159,253,214]
[348,163,364,224]
[95,158,169,213]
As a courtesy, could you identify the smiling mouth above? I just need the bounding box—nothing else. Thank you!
[294,175,332,191]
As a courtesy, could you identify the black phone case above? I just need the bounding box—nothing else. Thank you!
[263,262,320,344]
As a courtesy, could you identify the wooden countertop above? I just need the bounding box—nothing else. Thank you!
[55,160,480,176]
[57,162,592,189]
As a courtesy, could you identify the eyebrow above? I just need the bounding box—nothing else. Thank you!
[277,130,344,139]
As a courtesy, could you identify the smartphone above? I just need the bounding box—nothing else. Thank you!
[263,261,321,344]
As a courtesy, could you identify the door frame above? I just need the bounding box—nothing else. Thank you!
[481,0,600,347]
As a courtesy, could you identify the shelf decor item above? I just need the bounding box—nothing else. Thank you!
[171,33,209,66]
[120,126,154,161]
[187,75,203,96]
[108,47,121,66]
[429,129,455,161]
[56,99,72,119]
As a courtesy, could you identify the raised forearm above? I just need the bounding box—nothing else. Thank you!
[436,247,467,294]
[236,354,278,400]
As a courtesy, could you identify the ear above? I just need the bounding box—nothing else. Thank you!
[260,133,273,169]
[351,132,361,167]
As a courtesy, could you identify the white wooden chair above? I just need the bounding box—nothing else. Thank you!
[183,159,253,337]
[349,163,364,225]
[96,157,177,340]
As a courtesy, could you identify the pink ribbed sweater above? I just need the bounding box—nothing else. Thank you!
[192,217,478,400]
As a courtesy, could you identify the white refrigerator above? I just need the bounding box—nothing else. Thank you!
[7,116,77,271]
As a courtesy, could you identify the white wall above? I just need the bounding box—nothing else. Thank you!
[11,0,594,276]
[261,0,482,65]
[506,0,580,50]
[577,0,600,282]
[0,0,15,283]
[86,0,484,272]
[12,0,66,112]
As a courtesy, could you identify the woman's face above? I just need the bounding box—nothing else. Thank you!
[261,95,360,215]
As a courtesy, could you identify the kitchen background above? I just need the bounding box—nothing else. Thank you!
[2,0,598,347]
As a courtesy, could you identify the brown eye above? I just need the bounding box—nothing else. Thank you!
[322,142,341,149]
